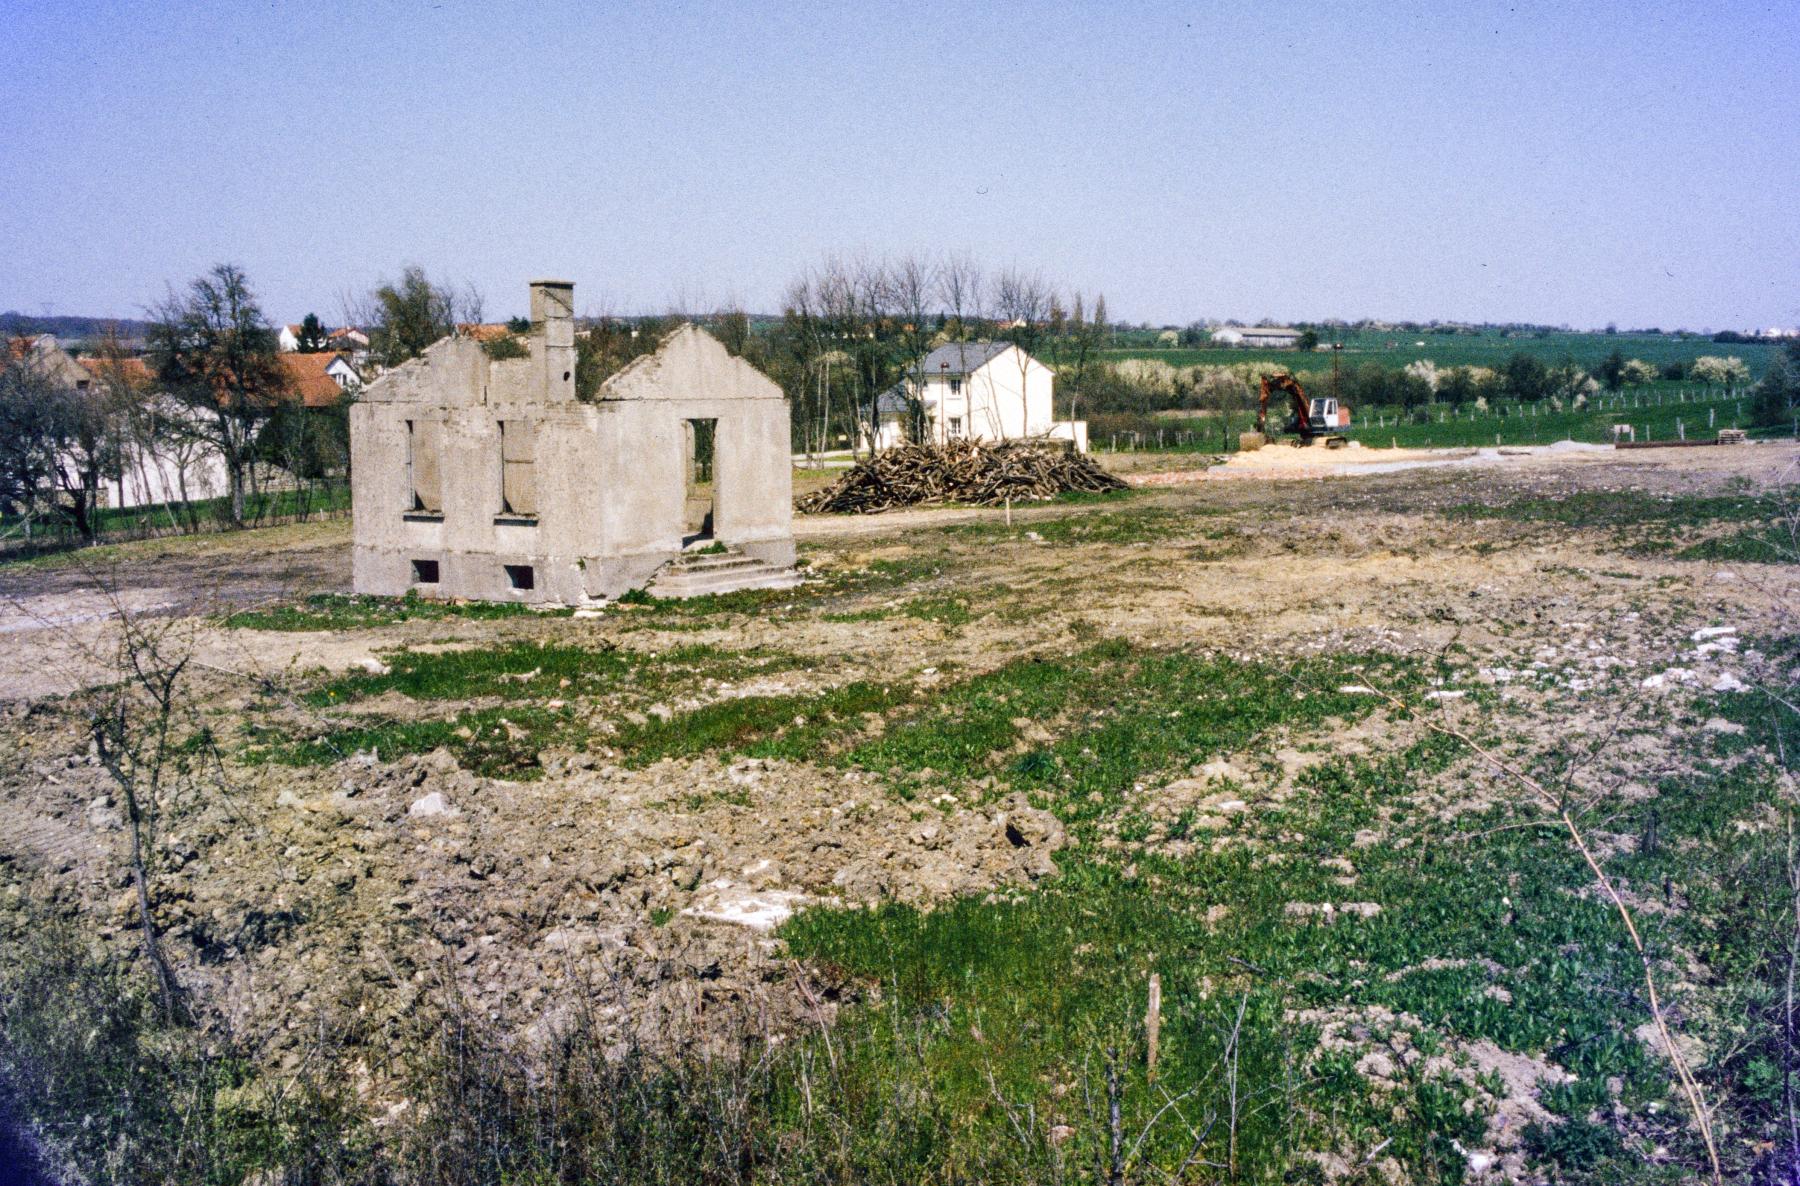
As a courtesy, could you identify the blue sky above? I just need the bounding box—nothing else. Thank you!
[2,0,1795,330]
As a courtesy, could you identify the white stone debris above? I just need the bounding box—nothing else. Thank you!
[407,792,456,819]
[683,888,811,931]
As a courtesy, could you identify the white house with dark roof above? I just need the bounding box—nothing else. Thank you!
[871,340,1086,451]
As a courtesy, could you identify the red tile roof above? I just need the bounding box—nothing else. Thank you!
[78,356,155,388]
[278,352,355,407]
[456,323,513,344]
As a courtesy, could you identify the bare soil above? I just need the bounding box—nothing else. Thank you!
[0,439,1795,1166]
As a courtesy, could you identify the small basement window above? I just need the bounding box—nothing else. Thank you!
[410,559,440,584]
[504,564,535,591]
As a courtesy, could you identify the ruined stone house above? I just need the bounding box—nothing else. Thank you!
[350,281,798,604]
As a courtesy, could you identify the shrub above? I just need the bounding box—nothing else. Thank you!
[1751,353,1796,427]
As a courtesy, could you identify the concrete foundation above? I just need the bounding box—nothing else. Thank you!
[351,281,797,604]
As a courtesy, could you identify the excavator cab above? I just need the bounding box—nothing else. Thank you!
[1257,374,1351,447]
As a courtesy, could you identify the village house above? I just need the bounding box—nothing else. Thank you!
[350,280,799,605]
[279,323,371,358]
[277,351,362,406]
[5,334,230,511]
[870,341,1087,451]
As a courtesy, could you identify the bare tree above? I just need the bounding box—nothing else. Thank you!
[0,342,66,539]
[993,266,1054,440]
[357,265,484,369]
[83,600,201,1021]
[1061,292,1109,427]
[0,334,128,542]
[889,254,940,444]
[938,251,986,342]
[148,264,287,528]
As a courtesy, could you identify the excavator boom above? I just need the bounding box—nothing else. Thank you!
[1256,373,1350,445]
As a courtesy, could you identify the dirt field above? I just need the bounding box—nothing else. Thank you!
[1,440,1797,1183]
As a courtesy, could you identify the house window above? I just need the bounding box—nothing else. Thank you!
[499,420,537,516]
[406,419,443,513]
[949,378,962,394]
[948,416,963,438]
[410,559,440,584]
[504,564,535,591]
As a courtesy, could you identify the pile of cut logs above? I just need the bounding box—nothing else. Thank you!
[797,441,1128,514]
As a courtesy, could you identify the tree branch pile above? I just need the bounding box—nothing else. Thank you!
[797,441,1127,514]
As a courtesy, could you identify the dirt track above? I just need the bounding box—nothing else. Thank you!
[1,440,1792,701]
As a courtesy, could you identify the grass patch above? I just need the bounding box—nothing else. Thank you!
[614,680,914,767]
[224,591,558,631]
[252,642,808,777]
[303,641,800,706]
[823,595,975,627]
[780,701,1787,1181]
[613,641,1422,801]
[246,704,580,778]
[1445,489,1771,530]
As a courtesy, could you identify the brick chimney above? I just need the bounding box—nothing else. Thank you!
[529,280,576,402]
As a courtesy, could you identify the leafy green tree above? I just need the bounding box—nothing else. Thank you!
[365,266,480,368]
[1750,352,1795,427]
[149,263,286,527]
[575,317,676,400]
[1501,351,1551,401]
[1296,329,1319,352]
[1391,369,1433,410]
[296,313,329,353]
[1437,366,1476,406]
[1596,348,1625,391]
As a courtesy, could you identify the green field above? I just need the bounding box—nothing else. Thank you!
[1101,329,1778,376]
[1097,387,1791,454]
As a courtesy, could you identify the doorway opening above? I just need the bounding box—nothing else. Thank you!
[683,418,717,545]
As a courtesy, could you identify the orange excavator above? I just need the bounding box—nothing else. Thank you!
[1256,373,1351,447]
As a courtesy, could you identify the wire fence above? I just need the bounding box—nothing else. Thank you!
[1,476,350,561]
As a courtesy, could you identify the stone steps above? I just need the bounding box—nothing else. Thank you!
[643,545,803,599]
